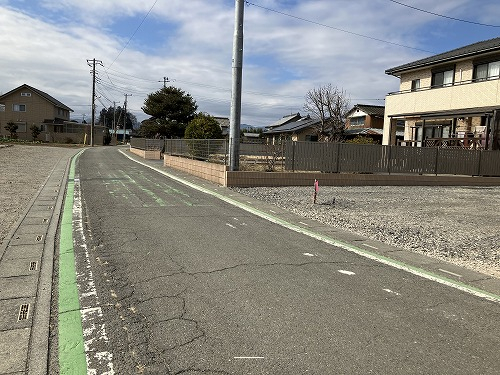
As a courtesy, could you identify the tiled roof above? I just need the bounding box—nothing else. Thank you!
[348,104,385,117]
[0,84,73,112]
[264,116,320,134]
[266,112,301,129]
[386,37,500,76]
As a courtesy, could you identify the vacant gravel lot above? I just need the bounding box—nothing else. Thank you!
[1,144,498,279]
[0,144,80,246]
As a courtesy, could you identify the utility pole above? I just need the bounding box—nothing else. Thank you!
[87,58,103,147]
[123,94,131,144]
[159,77,170,88]
[229,0,244,171]
[113,101,120,142]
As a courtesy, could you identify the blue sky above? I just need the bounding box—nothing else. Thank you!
[1,0,500,127]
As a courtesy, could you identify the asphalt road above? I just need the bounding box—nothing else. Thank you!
[64,147,500,374]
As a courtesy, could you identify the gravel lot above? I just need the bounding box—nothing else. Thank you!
[1,144,498,279]
[0,144,80,246]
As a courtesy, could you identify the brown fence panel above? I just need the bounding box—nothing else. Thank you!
[389,146,437,174]
[338,144,389,173]
[286,141,338,172]
[479,151,500,176]
[436,149,480,175]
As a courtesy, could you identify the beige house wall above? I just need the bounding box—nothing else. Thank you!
[0,88,70,129]
[383,79,500,144]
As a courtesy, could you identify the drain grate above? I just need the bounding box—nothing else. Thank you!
[36,235,43,242]
[18,304,30,321]
[29,261,38,271]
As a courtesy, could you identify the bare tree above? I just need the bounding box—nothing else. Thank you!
[304,84,350,142]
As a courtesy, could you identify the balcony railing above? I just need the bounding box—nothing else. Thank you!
[399,137,486,149]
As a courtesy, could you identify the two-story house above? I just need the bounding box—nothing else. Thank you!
[383,37,500,150]
[345,104,391,143]
[0,84,73,140]
[0,84,106,144]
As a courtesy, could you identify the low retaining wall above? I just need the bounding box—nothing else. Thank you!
[164,155,227,185]
[129,146,161,160]
[225,171,500,187]
[163,155,500,187]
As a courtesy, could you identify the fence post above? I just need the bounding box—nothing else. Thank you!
[434,147,439,175]
[477,150,483,176]
[335,143,341,173]
[292,141,296,172]
[387,145,392,175]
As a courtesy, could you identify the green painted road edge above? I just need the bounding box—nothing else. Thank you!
[58,150,87,375]
[120,149,500,304]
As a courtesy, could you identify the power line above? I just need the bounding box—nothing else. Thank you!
[108,0,159,69]
[388,0,500,27]
[245,1,435,53]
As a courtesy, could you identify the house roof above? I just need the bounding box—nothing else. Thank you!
[0,84,73,112]
[344,128,404,138]
[385,37,500,76]
[347,104,385,118]
[264,116,320,134]
[266,112,301,129]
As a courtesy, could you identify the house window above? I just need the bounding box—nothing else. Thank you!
[20,92,31,97]
[350,116,365,126]
[16,123,27,133]
[432,69,454,87]
[411,79,420,91]
[474,60,500,81]
[0,104,5,112]
[13,104,26,112]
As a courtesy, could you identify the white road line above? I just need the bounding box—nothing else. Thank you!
[362,243,378,250]
[73,175,115,374]
[299,222,309,226]
[438,269,462,278]
[383,288,401,296]
[226,223,237,229]
[303,252,315,257]
[338,270,355,275]
[269,210,276,213]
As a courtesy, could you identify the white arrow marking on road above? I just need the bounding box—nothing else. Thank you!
[226,223,236,229]
[338,270,355,275]
[303,252,316,257]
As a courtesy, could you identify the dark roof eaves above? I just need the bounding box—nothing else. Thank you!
[386,38,500,76]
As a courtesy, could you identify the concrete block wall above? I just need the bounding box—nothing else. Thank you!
[164,155,227,185]
[129,147,161,160]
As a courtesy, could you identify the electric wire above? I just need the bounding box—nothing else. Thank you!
[107,0,159,69]
[245,1,435,53]
[388,0,500,28]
